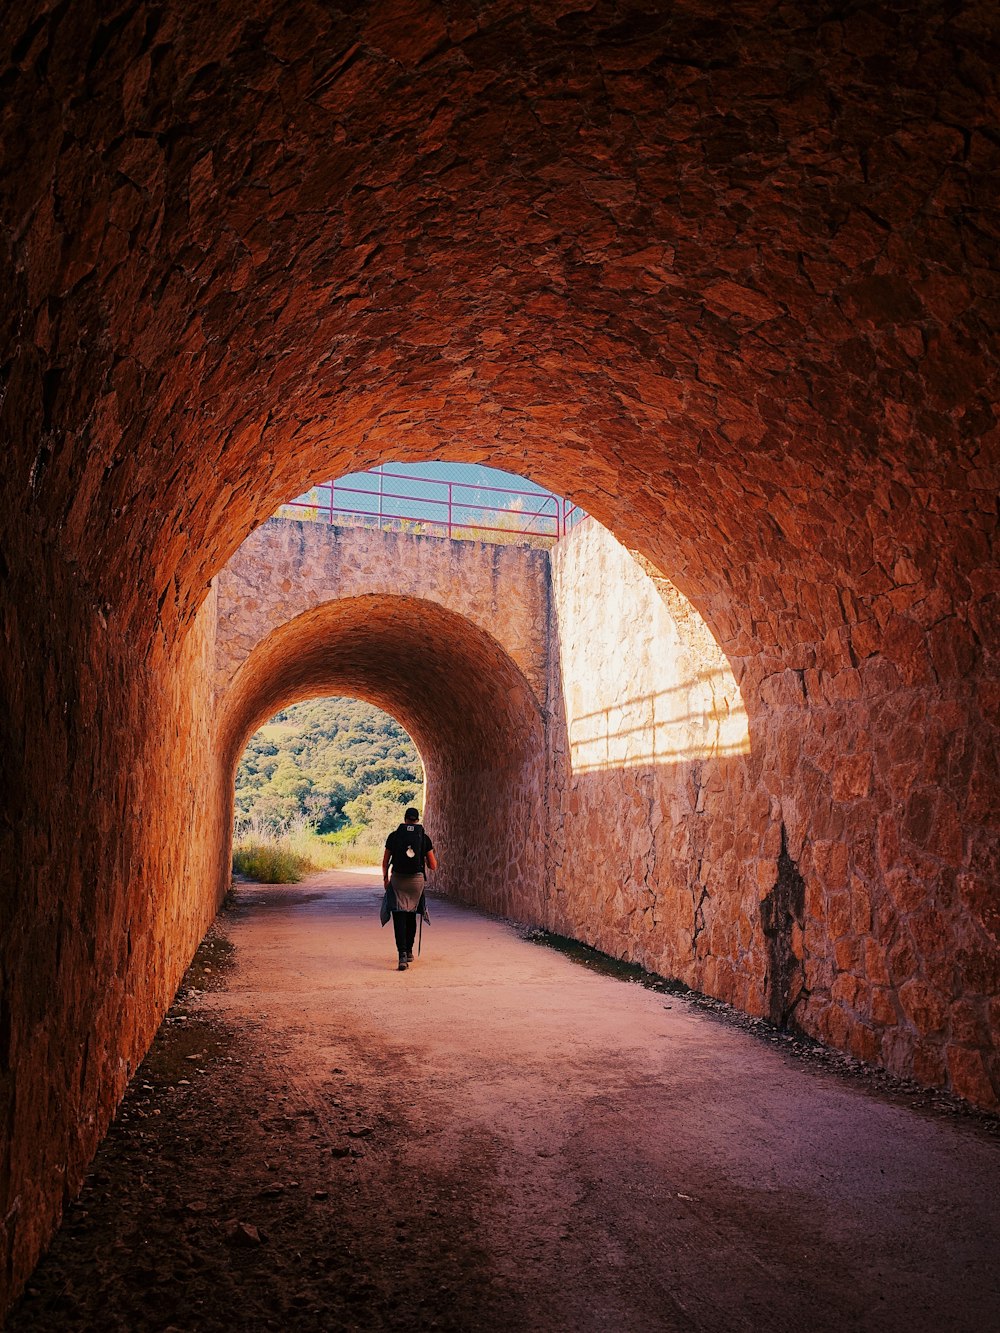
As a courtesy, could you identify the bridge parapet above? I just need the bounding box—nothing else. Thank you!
[214,517,551,707]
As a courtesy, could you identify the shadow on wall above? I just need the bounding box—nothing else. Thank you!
[553,520,749,776]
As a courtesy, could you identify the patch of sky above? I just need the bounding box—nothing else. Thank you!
[290,462,567,536]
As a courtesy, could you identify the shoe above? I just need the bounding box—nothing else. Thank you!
[405,951,414,963]
[397,957,408,971]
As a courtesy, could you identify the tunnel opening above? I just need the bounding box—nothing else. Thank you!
[232,695,426,879]
[215,463,755,987]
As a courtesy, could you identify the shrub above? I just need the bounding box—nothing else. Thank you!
[232,841,313,883]
[232,815,315,883]
[232,809,399,881]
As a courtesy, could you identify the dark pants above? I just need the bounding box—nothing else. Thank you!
[392,911,417,956]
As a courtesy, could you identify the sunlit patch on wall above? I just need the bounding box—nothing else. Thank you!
[567,677,750,773]
[553,522,750,775]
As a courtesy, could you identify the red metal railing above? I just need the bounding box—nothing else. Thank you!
[277,468,585,544]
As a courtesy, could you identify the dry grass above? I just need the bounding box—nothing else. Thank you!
[232,815,318,883]
[231,841,312,883]
[232,815,382,882]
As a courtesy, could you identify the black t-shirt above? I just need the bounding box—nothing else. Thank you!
[385,823,433,875]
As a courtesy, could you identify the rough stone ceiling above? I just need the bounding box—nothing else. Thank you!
[1,0,997,654]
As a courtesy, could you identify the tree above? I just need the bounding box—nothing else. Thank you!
[234,697,422,836]
[268,756,313,805]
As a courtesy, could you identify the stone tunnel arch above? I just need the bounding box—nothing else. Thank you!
[210,512,760,994]
[217,595,548,918]
[1,0,998,1311]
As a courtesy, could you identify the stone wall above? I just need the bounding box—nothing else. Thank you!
[542,520,999,1109]
[544,519,765,1008]
[214,519,550,706]
[212,519,551,921]
[0,545,226,1305]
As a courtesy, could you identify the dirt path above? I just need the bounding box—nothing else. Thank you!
[10,870,1000,1332]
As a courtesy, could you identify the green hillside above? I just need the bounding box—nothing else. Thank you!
[235,697,423,836]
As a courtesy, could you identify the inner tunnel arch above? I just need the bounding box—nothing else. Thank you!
[218,594,548,918]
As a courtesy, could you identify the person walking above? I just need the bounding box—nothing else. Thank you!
[382,807,437,971]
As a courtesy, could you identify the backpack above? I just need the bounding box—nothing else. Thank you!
[393,823,426,876]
